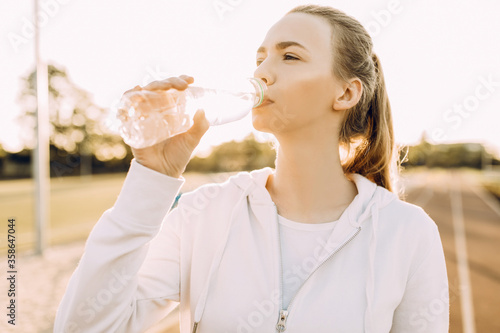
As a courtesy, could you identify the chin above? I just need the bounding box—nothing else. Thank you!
[251,112,268,132]
[251,111,272,133]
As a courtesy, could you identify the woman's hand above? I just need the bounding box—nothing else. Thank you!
[127,75,210,178]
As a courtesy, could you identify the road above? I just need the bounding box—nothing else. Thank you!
[402,169,500,332]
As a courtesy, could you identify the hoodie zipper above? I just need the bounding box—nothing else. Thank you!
[274,202,285,332]
[273,202,361,332]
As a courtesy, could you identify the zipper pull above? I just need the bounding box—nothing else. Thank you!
[192,321,199,333]
[276,309,289,332]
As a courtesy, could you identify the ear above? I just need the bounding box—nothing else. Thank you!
[332,78,363,111]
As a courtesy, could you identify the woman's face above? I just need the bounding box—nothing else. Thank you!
[252,12,345,135]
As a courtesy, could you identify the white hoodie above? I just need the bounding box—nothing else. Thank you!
[54,160,449,333]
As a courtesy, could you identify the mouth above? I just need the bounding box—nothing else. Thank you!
[254,98,274,108]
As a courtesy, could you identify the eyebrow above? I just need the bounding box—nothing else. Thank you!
[256,41,309,54]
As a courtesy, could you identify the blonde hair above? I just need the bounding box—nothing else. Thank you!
[287,5,401,193]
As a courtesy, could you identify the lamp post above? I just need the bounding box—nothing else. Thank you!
[33,0,50,255]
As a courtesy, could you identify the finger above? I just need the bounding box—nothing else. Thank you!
[187,109,210,139]
[123,85,142,95]
[142,79,174,91]
[179,75,194,84]
[143,76,192,91]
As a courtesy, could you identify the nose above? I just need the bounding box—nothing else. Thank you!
[260,77,271,86]
[253,64,273,86]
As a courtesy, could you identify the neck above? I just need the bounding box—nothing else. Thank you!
[266,128,357,224]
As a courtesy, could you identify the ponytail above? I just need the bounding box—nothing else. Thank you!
[340,54,398,193]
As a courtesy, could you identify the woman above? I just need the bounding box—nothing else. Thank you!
[54,4,449,333]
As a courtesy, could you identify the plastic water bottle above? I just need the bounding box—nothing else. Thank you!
[116,77,267,149]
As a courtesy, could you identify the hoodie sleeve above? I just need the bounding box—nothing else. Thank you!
[54,159,186,333]
[390,220,450,333]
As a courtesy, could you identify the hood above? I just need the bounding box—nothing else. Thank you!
[192,167,398,332]
[229,167,397,223]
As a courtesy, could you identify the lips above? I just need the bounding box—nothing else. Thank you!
[254,98,274,108]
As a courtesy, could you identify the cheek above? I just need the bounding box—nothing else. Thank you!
[281,73,336,118]
[251,72,337,133]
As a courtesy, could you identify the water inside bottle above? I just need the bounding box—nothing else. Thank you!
[116,78,265,148]
[184,87,256,126]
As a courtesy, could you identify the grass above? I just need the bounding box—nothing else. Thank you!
[0,170,238,254]
[0,173,128,253]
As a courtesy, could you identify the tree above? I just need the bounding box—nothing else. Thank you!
[186,133,276,173]
[17,64,129,176]
[0,143,5,176]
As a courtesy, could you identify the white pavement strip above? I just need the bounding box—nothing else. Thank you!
[450,173,476,333]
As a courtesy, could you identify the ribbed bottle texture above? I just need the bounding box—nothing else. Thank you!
[116,78,267,149]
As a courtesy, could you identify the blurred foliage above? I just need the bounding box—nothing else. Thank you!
[4,63,498,179]
[186,133,276,173]
[3,128,499,179]
[400,134,499,169]
[0,144,134,179]
[17,63,132,175]
[0,133,274,179]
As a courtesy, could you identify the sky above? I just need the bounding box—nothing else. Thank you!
[1,0,499,157]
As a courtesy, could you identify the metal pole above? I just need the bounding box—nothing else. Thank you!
[33,0,50,255]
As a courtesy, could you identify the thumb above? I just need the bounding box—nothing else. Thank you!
[186,109,210,140]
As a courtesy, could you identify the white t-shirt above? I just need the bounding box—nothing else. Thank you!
[278,214,338,310]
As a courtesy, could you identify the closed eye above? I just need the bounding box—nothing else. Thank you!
[256,54,299,66]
